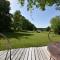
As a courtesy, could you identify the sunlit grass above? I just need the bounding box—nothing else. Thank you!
[0,31,60,50]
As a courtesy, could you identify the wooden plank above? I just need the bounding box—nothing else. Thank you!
[42,47,50,59]
[44,47,51,60]
[37,47,43,60]
[31,48,35,60]
[0,46,51,60]
[15,48,25,60]
[0,50,8,60]
[44,46,50,56]
[23,48,29,60]
[39,47,48,60]
[27,48,32,60]
[34,47,39,60]
[41,47,49,60]
[20,48,27,60]
[0,50,7,56]
[6,49,18,60]
[11,49,20,60]
[12,48,22,60]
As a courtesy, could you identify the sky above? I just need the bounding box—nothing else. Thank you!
[8,0,60,28]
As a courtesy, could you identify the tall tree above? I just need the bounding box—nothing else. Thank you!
[18,0,60,10]
[13,10,36,31]
[13,11,24,31]
[0,0,12,32]
[50,16,60,34]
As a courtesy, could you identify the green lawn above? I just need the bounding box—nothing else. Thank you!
[0,31,60,50]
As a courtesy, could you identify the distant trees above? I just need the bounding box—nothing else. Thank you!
[13,10,36,31]
[50,16,60,34]
[0,0,12,32]
[21,18,36,31]
[46,26,51,31]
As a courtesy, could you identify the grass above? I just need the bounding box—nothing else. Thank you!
[0,31,60,50]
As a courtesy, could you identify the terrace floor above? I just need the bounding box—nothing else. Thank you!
[0,46,51,60]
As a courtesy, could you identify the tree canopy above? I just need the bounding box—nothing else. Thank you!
[50,16,60,34]
[19,0,60,10]
[13,10,36,31]
[0,0,12,32]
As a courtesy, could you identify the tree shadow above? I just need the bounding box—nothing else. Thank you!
[4,32,33,39]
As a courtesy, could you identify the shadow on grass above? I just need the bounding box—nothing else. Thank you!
[3,32,33,39]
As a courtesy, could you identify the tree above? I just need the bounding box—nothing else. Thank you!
[13,11,22,31]
[50,16,60,34]
[18,0,60,10]
[13,10,36,31]
[0,0,12,32]
[21,18,36,31]
[46,26,51,31]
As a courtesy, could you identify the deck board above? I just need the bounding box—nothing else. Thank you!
[15,48,25,60]
[0,46,50,60]
[34,48,39,60]
[24,48,29,60]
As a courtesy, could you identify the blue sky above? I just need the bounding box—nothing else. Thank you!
[8,0,60,28]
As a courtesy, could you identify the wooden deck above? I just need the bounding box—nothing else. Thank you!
[0,46,50,60]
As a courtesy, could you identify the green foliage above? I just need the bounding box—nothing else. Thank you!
[0,0,12,32]
[21,17,36,31]
[18,0,60,10]
[13,10,36,31]
[50,16,60,34]
[46,26,51,31]
[13,11,21,31]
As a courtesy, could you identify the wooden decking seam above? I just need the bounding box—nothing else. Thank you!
[0,46,51,60]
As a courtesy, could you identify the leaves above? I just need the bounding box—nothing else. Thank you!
[0,0,12,32]
[13,10,36,31]
[18,0,60,10]
[50,16,60,34]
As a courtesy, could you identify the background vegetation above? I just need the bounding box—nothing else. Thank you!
[50,16,60,34]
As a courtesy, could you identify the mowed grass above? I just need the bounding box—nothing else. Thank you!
[0,31,60,50]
